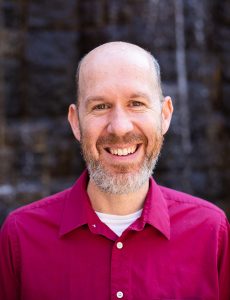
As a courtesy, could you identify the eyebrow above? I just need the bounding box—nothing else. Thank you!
[85,92,151,104]
[129,92,151,101]
[85,96,105,106]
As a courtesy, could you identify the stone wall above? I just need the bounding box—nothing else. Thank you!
[0,0,229,225]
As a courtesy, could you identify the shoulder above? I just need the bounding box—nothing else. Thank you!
[1,187,71,232]
[159,185,227,226]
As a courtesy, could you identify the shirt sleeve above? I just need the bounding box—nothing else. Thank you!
[218,215,230,300]
[0,216,20,300]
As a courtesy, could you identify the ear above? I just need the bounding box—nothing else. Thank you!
[161,96,173,135]
[68,104,81,141]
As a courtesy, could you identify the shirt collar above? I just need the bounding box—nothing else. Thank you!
[59,170,170,240]
[140,177,170,240]
[59,170,90,237]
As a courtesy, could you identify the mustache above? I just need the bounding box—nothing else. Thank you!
[96,133,147,146]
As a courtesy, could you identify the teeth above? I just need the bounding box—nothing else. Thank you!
[109,146,137,156]
[118,149,123,156]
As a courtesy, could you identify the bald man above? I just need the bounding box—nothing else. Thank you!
[0,42,229,300]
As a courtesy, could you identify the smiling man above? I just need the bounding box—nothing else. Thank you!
[0,42,229,300]
[68,42,172,214]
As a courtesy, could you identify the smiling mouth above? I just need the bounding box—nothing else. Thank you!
[105,145,139,156]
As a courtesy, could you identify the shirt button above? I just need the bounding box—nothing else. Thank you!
[116,291,124,298]
[116,242,123,249]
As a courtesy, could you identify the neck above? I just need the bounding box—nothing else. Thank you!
[87,179,149,215]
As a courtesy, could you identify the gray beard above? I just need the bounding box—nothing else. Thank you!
[87,155,159,195]
[80,127,163,195]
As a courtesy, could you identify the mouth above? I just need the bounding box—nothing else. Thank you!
[105,145,140,156]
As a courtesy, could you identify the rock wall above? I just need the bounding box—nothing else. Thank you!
[0,0,229,224]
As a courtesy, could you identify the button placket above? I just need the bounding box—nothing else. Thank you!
[111,238,129,300]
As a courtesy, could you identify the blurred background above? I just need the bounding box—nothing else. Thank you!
[0,0,229,225]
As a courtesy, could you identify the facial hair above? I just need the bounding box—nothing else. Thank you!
[80,129,164,195]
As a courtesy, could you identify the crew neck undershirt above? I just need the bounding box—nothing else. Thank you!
[95,209,143,237]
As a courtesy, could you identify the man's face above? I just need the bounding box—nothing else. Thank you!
[69,48,172,194]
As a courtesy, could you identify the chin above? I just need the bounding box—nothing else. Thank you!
[87,157,157,195]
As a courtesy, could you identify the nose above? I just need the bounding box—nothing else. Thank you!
[107,106,134,136]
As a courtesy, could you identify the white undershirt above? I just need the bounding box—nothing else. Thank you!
[95,209,143,237]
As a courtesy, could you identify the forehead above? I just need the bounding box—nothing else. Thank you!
[79,48,158,100]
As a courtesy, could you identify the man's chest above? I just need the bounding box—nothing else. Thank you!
[19,226,218,300]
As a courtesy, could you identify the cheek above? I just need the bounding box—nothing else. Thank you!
[138,113,161,134]
[80,116,104,138]
[138,115,162,149]
[80,119,106,154]
[81,127,98,150]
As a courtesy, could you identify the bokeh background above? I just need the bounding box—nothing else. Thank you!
[0,0,229,225]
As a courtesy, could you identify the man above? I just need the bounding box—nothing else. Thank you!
[0,42,229,300]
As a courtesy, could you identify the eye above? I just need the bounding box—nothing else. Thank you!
[92,103,111,110]
[129,100,145,107]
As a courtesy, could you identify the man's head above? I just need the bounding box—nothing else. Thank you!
[68,41,173,194]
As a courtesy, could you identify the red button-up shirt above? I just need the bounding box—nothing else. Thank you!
[0,171,229,300]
